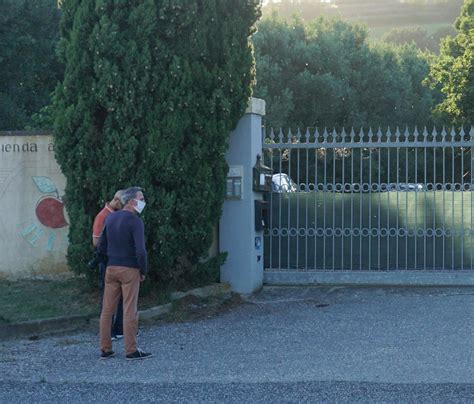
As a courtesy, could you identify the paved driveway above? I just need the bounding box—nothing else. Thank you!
[1,286,473,402]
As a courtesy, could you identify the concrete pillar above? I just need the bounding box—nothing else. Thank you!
[219,97,265,294]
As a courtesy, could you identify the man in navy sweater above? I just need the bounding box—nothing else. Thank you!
[98,186,152,361]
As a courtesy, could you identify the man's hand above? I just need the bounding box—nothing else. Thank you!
[140,274,145,282]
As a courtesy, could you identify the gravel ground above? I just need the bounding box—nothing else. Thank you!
[1,286,473,402]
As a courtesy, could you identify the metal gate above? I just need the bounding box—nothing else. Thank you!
[262,126,474,285]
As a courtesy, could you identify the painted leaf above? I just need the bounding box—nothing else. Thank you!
[32,176,57,194]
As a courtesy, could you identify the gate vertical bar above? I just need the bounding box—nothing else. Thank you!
[350,128,354,271]
[268,129,274,271]
[433,133,437,268]
[461,129,465,270]
[323,129,328,270]
[305,129,309,270]
[296,129,300,270]
[443,127,447,269]
[287,129,292,269]
[278,129,283,270]
[450,128,456,270]
[359,129,363,270]
[423,128,428,270]
[368,129,372,270]
[451,130,455,269]
[341,129,346,270]
[405,129,409,270]
[377,129,381,269]
[415,128,419,269]
[396,128,400,270]
[332,130,336,270]
[387,130,391,270]
[471,126,474,270]
[314,129,319,269]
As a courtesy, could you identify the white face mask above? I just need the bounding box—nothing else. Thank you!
[134,199,146,214]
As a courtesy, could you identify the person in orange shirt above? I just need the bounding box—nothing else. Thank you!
[93,190,124,340]
[92,191,123,247]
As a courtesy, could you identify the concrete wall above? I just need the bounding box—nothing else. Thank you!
[0,132,69,279]
[0,131,221,280]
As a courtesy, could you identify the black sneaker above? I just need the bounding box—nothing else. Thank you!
[99,350,115,360]
[126,349,153,361]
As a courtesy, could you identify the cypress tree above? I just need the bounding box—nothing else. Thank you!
[53,0,261,286]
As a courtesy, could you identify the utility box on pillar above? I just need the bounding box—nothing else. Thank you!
[254,200,269,232]
[219,98,266,294]
[252,154,272,232]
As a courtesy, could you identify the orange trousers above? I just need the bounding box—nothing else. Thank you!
[100,266,140,355]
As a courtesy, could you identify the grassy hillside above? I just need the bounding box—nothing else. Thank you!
[263,0,462,40]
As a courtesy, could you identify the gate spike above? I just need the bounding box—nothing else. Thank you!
[413,125,419,140]
[386,126,392,142]
[441,126,447,140]
[331,127,337,144]
[403,126,410,143]
[368,127,374,142]
[287,127,293,144]
[449,126,456,141]
[395,127,401,142]
[422,126,429,141]
[341,127,347,143]
[470,125,474,140]
[269,127,275,142]
[296,127,302,143]
[376,127,383,142]
[358,127,365,142]
[314,127,320,144]
[304,128,310,143]
[431,126,438,141]
[323,127,329,141]
[278,128,284,144]
[350,127,356,143]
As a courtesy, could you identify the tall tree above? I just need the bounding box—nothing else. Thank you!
[53,0,261,286]
[427,0,473,124]
[0,0,62,130]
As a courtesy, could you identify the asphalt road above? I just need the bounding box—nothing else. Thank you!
[1,286,473,403]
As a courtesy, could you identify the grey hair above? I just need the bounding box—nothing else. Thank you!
[120,186,142,205]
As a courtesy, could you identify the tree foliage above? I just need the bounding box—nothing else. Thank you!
[0,0,62,130]
[253,15,438,129]
[427,0,473,124]
[53,0,261,287]
[382,26,456,53]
